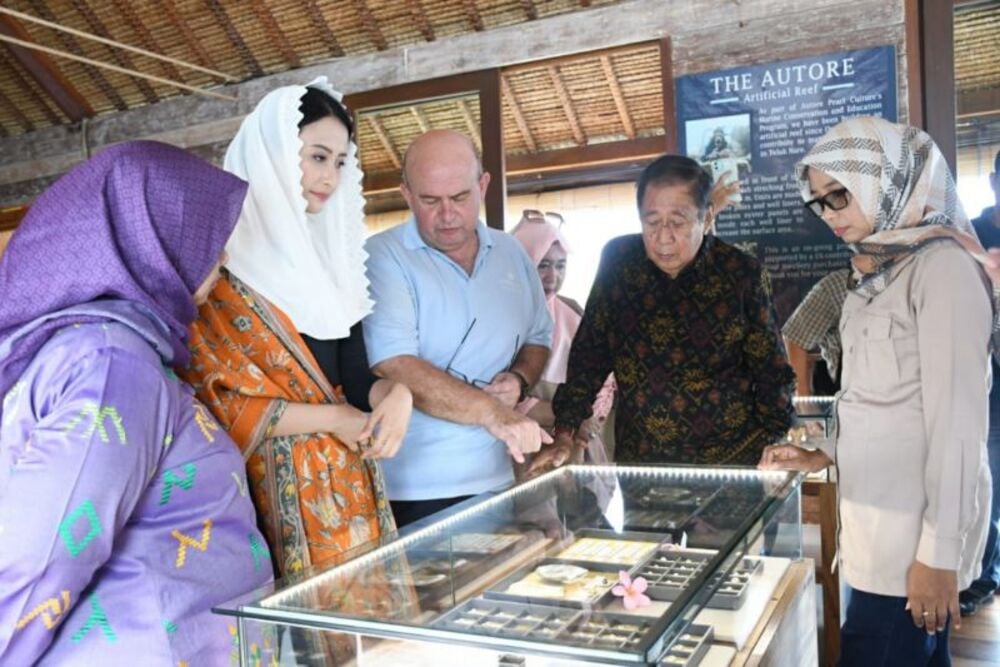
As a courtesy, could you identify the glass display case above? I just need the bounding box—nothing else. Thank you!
[219,465,804,666]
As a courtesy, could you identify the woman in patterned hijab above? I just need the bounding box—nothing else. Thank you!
[761,117,994,665]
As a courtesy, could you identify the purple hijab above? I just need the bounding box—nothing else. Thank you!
[0,140,247,401]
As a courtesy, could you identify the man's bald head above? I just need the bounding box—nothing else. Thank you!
[402,130,482,185]
[398,129,491,261]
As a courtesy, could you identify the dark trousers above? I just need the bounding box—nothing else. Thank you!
[390,495,473,530]
[965,404,1000,595]
[839,588,951,667]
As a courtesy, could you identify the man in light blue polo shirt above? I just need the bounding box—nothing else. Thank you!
[364,129,553,527]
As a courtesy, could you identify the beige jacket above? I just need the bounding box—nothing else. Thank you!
[830,241,992,597]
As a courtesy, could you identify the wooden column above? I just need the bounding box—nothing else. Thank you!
[480,69,505,230]
[659,37,677,154]
[905,0,957,172]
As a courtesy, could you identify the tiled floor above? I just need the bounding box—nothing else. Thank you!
[952,596,1000,666]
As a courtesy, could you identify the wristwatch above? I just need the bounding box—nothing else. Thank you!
[509,369,531,402]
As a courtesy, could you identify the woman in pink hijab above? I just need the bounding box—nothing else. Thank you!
[511,210,615,463]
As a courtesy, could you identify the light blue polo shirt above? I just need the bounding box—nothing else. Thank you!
[363,217,553,501]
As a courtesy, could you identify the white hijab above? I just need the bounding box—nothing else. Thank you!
[223,76,372,339]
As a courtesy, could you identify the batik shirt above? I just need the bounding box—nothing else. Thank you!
[553,234,795,465]
[0,321,273,665]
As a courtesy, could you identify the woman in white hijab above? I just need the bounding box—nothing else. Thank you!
[761,117,994,665]
[182,78,412,577]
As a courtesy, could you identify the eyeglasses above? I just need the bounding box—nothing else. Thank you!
[803,188,851,217]
[444,318,520,388]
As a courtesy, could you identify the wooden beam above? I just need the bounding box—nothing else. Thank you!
[457,99,482,152]
[904,0,924,128]
[204,1,263,77]
[0,34,237,102]
[659,37,677,154]
[520,0,540,21]
[249,0,301,68]
[0,48,62,125]
[547,65,585,145]
[352,0,389,51]
[410,106,431,132]
[360,135,665,193]
[24,0,126,111]
[500,75,538,152]
[156,0,227,79]
[110,0,184,83]
[508,135,664,174]
[367,114,402,169]
[958,88,1000,119]
[67,0,159,104]
[303,1,345,57]
[345,70,499,111]
[479,69,505,229]
[407,0,436,42]
[462,0,485,31]
[0,14,92,122]
[600,55,635,139]
[919,0,957,172]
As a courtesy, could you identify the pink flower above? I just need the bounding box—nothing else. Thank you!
[611,570,651,610]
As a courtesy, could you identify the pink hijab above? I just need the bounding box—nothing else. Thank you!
[511,212,576,384]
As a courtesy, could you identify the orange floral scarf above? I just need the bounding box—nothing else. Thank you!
[182,270,395,576]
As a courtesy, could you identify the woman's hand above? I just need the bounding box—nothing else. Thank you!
[906,560,960,633]
[329,407,371,453]
[758,444,832,472]
[359,382,413,459]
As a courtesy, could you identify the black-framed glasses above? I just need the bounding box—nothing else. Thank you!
[803,188,851,217]
[444,318,520,388]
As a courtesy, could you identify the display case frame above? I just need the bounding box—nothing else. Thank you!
[217,464,803,666]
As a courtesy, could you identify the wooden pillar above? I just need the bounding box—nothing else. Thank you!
[480,69,505,230]
[659,37,677,155]
[905,0,957,172]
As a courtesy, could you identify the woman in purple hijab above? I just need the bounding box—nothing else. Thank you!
[0,141,274,665]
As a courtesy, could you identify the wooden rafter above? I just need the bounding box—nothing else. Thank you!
[410,106,430,133]
[351,0,389,51]
[580,0,592,5]
[407,0,436,42]
[462,0,485,31]
[67,0,159,104]
[456,99,481,151]
[546,65,585,145]
[500,74,537,152]
[0,89,34,132]
[520,0,540,20]
[25,0,126,110]
[249,0,301,67]
[600,55,635,139]
[0,49,62,125]
[0,34,236,101]
[156,0,225,77]
[0,14,91,122]
[110,0,183,84]
[204,1,263,77]
[303,1,344,57]
[367,114,401,169]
